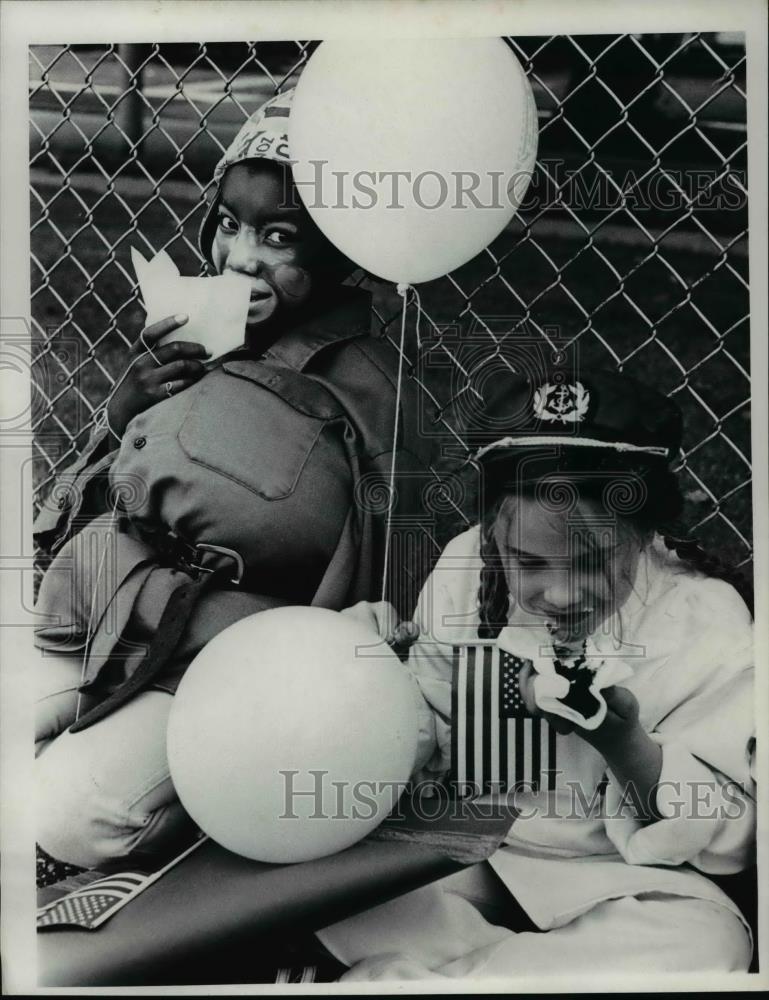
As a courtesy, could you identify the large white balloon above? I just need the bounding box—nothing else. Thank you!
[290,37,538,284]
[166,606,419,863]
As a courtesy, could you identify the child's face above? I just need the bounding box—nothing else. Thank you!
[211,161,334,328]
[493,493,643,644]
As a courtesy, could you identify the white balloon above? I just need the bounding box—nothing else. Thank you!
[167,606,419,863]
[290,37,538,284]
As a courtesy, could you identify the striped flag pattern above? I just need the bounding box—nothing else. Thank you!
[37,872,151,930]
[274,965,319,984]
[450,645,558,797]
[37,835,207,931]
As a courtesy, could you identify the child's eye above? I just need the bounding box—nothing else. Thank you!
[217,214,238,234]
[516,555,547,569]
[265,230,294,247]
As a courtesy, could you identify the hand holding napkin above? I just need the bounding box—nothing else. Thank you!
[131,248,251,360]
[497,621,633,731]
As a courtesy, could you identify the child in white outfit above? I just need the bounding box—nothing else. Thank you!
[318,368,755,979]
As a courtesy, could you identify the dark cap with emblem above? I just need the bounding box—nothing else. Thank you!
[467,368,683,512]
[471,368,682,460]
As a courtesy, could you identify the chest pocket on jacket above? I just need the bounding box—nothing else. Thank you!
[177,360,346,500]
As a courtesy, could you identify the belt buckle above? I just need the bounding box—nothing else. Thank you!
[187,543,245,586]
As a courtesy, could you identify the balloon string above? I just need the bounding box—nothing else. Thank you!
[381,283,410,606]
[411,285,423,349]
[74,491,122,723]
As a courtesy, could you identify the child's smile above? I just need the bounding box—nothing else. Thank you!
[494,493,642,643]
[210,161,329,329]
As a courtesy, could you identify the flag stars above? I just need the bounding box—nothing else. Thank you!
[500,652,528,719]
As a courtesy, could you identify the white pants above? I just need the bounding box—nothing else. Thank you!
[35,654,193,868]
[36,657,753,978]
[319,877,752,979]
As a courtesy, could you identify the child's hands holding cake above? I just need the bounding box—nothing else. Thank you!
[517,659,580,736]
[518,658,641,744]
[519,659,660,816]
[106,315,211,439]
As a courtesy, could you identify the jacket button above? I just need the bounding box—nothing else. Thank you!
[57,495,68,509]
[133,436,147,449]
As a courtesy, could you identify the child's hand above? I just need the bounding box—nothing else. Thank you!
[520,662,660,815]
[517,661,641,743]
[340,600,420,659]
[581,685,641,752]
[106,315,211,438]
[517,660,577,735]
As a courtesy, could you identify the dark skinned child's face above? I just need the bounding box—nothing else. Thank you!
[211,161,339,330]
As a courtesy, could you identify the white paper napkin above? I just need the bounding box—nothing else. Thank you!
[497,621,634,730]
[530,658,634,731]
[131,248,251,360]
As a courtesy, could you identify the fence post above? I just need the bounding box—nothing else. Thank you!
[117,44,145,159]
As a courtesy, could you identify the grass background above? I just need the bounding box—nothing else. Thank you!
[30,174,751,573]
[30,35,752,576]
[30,36,753,893]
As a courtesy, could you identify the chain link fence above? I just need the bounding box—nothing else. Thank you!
[29,34,751,584]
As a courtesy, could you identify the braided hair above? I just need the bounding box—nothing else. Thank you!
[476,448,753,640]
[477,496,509,640]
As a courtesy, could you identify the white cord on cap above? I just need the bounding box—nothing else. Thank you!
[474,435,670,460]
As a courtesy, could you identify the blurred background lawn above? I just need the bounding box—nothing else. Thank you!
[30,176,751,568]
[30,34,752,572]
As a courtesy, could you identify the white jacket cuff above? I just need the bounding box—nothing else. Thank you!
[603,736,744,867]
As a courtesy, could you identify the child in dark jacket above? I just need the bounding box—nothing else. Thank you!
[34,89,431,868]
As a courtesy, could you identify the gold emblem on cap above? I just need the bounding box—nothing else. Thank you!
[533,381,590,423]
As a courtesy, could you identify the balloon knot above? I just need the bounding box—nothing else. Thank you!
[396,282,410,297]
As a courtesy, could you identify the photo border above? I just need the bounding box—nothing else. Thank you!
[1,0,767,993]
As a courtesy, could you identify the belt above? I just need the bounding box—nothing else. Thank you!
[68,538,245,734]
[136,528,246,586]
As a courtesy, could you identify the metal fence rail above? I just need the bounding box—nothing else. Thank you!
[29,34,751,578]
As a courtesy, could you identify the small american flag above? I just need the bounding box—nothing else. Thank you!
[450,645,558,797]
[37,836,207,931]
[37,872,151,930]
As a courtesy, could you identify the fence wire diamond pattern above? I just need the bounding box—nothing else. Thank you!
[29,35,751,581]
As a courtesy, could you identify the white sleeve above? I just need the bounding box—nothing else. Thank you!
[408,570,458,781]
[408,529,482,781]
[603,581,755,874]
